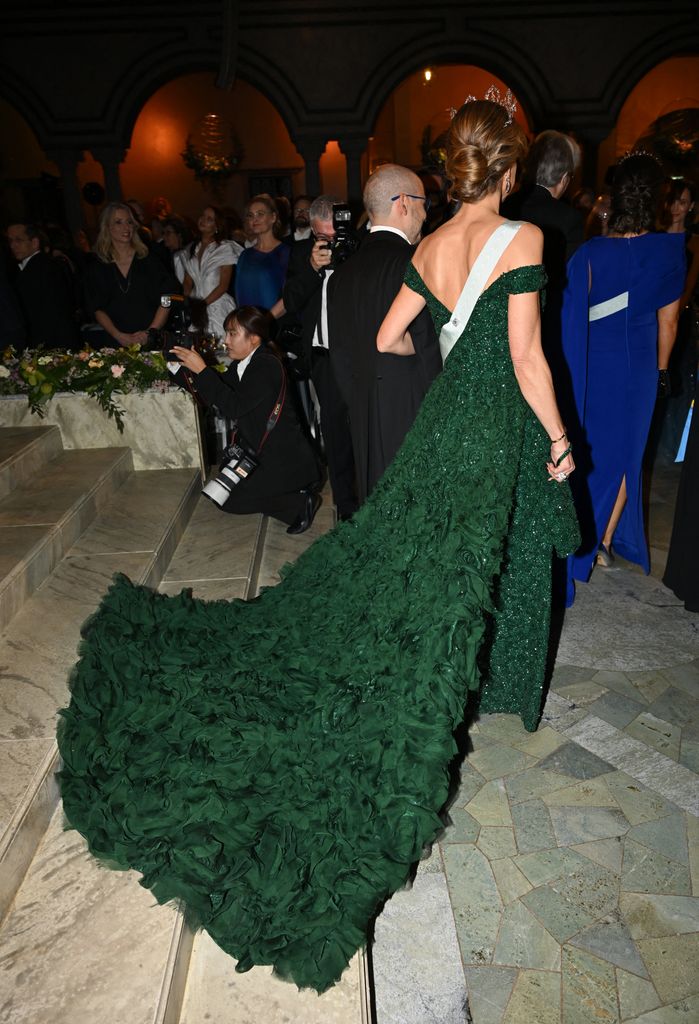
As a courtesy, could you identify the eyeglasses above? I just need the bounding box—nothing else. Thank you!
[391,193,431,212]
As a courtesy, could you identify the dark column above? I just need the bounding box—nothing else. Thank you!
[338,137,367,206]
[92,147,126,202]
[295,138,326,197]
[46,148,85,236]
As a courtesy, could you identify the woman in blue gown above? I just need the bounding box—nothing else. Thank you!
[561,154,685,603]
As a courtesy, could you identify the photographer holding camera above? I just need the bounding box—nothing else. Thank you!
[172,306,323,534]
[282,195,358,520]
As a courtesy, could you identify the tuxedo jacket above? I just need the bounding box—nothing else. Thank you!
[14,251,78,347]
[327,229,441,503]
[194,346,319,499]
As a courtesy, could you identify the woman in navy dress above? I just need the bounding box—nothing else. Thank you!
[561,154,685,603]
[235,194,290,315]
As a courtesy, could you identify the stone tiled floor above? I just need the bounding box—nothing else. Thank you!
[406,460,699,1024]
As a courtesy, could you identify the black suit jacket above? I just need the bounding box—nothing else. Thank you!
[14,251,78,347]
[327,230,441,503]
[281,237,325,366]
[194,346,319,499]
[504,185,584,293]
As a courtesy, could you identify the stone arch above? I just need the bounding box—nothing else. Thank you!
[102,43,305,154]
[117,64,306,218]
[597,26,699,128]
[356,30,548,139]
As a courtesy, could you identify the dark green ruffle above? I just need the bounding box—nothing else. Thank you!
[57,264,579,992]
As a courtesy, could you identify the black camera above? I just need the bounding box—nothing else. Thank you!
[202,441,259,507]
[324,204,358,266]
[147,294,193,356]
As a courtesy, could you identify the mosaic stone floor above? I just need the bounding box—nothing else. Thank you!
[373,461,699,1024]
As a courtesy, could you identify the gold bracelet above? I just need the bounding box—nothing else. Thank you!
[550,431,567,444]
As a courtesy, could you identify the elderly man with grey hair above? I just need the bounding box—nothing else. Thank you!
[503,130,585,394]
[327,164,441,504]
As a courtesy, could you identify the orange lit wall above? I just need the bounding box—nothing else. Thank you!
[597,56,699,184]
[120,73,304,218]
[319,141,347,199]
[371,65,531,171]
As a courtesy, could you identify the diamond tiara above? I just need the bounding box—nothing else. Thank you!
[448,86,517,126]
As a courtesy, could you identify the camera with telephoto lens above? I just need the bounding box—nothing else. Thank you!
[321,204,358,266]
[147,294,193,354]
[202,441,260,507]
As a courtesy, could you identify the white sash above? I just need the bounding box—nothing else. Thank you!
[438,221,523,364]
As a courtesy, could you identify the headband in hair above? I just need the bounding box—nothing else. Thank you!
[448,86,517,126]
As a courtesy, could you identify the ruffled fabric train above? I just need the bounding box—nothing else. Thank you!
[57,263,579,992]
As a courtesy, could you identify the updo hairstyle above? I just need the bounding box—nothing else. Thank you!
[608,154,664,236]
[446,100,528,204]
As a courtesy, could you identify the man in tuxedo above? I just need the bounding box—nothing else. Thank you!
[282,195,357,520]
[7,222,78,347]
[327,165,441,504]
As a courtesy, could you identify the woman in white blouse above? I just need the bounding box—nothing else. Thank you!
[181,206,243,338]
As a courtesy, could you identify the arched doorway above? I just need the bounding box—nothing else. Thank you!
[597,55,699,184]
[369,64,531,175]
[120,71,305,222]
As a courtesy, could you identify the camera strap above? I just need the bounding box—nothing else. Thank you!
[228,359,287,455]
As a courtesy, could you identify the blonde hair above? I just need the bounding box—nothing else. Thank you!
[446,100,528,204]
[245,194,283,240]
[95,202,149,263]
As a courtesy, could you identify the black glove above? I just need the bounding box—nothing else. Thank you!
[658,368,670,397]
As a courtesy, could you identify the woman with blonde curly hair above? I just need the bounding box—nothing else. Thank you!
[84,201,177,347]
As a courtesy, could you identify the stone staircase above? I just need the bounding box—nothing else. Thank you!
[0,425,371,1024]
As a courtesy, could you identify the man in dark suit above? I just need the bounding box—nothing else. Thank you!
[503,131,584,389]
[7,222,78,347]
[327,165,441,504]
[282,195,358,520]
[503,131,584,291]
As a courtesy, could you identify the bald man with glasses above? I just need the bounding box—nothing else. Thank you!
[328,165,441,505]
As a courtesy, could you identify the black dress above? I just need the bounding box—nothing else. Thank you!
[83,252,178,333]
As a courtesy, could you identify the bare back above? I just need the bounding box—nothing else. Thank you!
[412,208,541,312]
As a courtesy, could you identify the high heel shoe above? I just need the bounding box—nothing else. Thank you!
[286,490,322,535]
[596,543,615,568]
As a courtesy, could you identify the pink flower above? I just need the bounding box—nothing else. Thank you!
[111,364,125,378]
[77,351,91,361]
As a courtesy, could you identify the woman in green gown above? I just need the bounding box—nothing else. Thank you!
[57,98,578,993]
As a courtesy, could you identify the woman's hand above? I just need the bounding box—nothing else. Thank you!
[547,435,575,483]
[170,345,207,374]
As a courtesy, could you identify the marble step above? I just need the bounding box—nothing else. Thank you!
[0,425,64,501]
[0,467,201,925]
[174,490,374,1024]
[0,804,186,1024]
[0,446,133,632]
[0,491,268,1024]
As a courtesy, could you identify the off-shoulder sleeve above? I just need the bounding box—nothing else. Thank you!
[505,264,547,295]
[404,261,428,297]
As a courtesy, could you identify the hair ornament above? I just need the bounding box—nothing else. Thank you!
[448,86,517,125]
[619,148,662,166]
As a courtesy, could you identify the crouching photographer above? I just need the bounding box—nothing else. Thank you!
[171,306,323,534]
